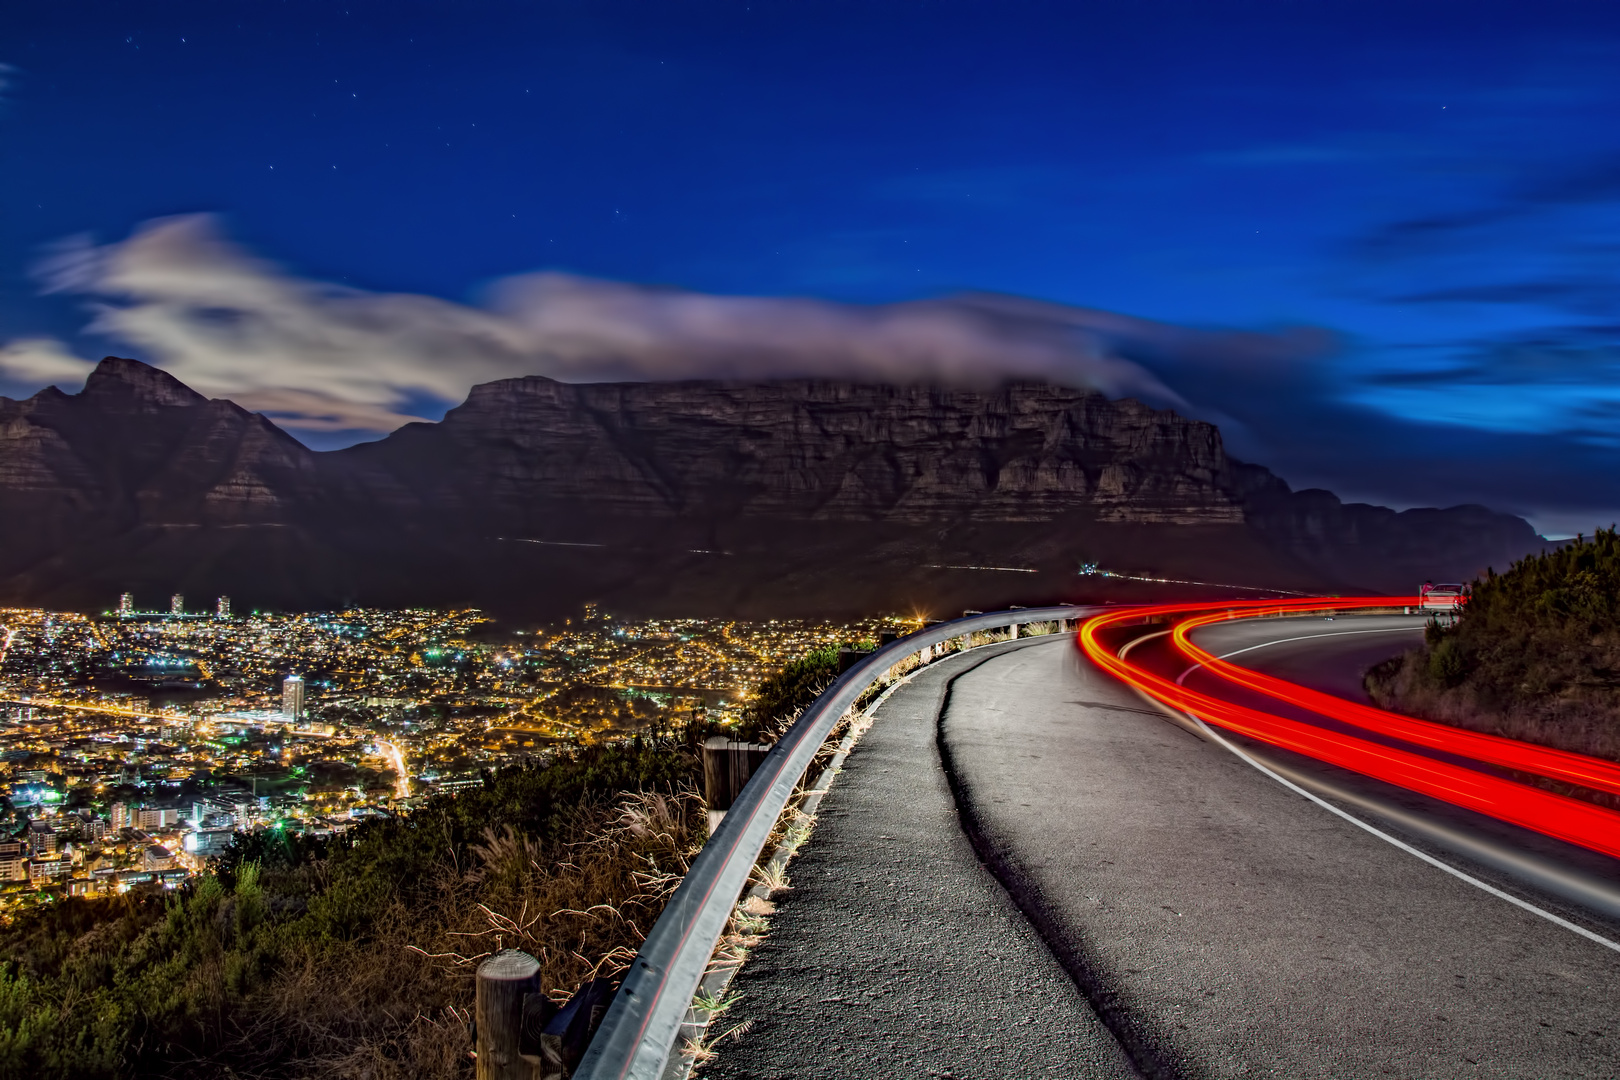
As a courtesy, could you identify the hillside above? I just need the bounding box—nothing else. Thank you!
[1367,528,1620,762]
[0,743,701,1080]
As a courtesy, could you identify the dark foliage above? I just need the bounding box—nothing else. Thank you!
[1368,528,1620,761]
[0,741,702,1080]
[736,644,841,742]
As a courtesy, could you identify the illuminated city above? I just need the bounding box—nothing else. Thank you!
[0,599,906,910]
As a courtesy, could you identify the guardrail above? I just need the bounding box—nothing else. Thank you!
[573,605,1089,1080]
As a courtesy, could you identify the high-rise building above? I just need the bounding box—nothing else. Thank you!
[216,595,231,619]
[118,592,134,616]
[282,674,305,720]
[170,593,184,616]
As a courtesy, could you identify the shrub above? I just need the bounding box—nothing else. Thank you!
[0,741,703,1080]
[736,645,841,742]
[1368,527,1620,761]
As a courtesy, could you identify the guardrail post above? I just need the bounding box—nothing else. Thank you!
[703,737,772,825]
[477,949,541,1080]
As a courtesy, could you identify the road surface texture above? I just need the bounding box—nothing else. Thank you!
[1186,611,1428,703]
[944,629,1620,1079]
[704,637,1138,1080]
[1178,615,1620,916]
[711,623,1620,1079]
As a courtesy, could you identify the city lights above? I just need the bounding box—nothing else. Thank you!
[0,602,906,909]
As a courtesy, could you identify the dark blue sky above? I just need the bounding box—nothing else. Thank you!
[3,1,1619,534]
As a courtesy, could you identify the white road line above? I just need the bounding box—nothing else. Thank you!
[1172,624,1422,689]
[1195,623,1425,668]
[1113,627,1620,955]
[1184,708,1620,955]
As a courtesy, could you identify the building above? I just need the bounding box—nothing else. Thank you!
[282,674,306,721]
[28,856,71,884]
[27,820,56,857]
[118,592,134,616]
[73,814,108,842]
[136,807,179,831]
[110,802,135,831]
[0,840,26,882]
[142,845,176,871]
[183,829,236,859]
[216,595,231,619]
[170,593,185,616]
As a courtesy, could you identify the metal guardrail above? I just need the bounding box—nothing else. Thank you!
[574,605,1090,1080]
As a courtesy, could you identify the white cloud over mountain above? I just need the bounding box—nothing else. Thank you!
[11,214,1323,437]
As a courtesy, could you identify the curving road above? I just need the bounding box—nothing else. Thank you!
[710,623,1620,1079]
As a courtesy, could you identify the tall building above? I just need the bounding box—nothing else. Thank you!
[0,839,25,882]
[216,595,231,619]
[170,593,184,616]
[282,674,305,720]
[118,592,134,616]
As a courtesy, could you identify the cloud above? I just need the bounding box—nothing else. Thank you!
[1392,279,1617,315]
[13,214,1333,436]
[1357,153,1620,262]
[0,338,96,386]
[1356,206,1520,258]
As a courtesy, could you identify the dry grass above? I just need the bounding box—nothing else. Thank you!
[412,790,706,989]
[1367,653,1620,809]
[182,789,708,1080]
[1368,652,1620,763]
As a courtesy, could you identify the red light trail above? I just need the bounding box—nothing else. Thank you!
[1078,599,1620,861]
[1170,608,1620,800]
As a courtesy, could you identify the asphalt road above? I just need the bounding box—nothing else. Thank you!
[1183,611,1430,703]
[711,625,1620,1079]
[1177,614,1620,918]
[703,637,1138,1080]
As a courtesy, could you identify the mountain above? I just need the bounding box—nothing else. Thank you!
[0,358,1545,618]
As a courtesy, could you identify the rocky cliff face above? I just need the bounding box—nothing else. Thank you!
[0,358,326,526]
[345,377,1251,527]
[0,358,1546,616]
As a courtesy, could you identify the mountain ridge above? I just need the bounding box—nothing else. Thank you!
[0,358,1545,617]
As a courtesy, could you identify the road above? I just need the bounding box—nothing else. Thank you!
[704,637,1138,1080]
[1182,611,1428,703]
[1176,614,1620,916]
[709,622,1620,1079]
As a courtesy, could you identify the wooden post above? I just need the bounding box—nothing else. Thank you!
[703,735,730,810]
[477,949,541,1080]
[703,737,771,814]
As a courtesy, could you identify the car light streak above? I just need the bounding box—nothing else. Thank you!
[378,739,411,799]
[1079,600,1620,861]
[1171,609,1620,799]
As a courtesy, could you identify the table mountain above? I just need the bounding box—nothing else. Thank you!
[0,357,1544,617]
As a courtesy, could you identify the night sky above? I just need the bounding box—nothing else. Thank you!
[3,2,1619,535]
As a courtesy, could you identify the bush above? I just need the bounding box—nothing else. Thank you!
[1425,636,1469,687]
[0,741,703,1080]
[1367,527,1620,762]
[736,645,842,742]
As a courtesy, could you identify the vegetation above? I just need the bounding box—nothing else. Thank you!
[736,642,883,742]
[1367,527,1620,763]
[0,741,704,1080]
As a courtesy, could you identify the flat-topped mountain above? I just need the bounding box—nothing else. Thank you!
[348,377,1252,525]
[0,358,1544,617]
